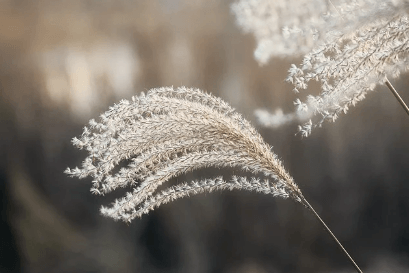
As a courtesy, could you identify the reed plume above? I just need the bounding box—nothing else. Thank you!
[65,86,303,222]
[233,0,409,135]
[66,86,363,272]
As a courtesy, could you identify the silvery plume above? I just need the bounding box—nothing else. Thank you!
[65,87,304,223]
[233,0,409,136]
[66,86,364,273]
[287,3,409,136]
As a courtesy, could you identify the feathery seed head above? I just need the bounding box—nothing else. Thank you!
[66,87,303,222]
[236,0,409,135]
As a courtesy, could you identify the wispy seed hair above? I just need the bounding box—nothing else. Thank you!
[66,86,303,222]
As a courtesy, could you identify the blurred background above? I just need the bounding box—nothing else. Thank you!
[1,0,409,272]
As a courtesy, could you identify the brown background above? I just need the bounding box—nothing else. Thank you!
[1,1,409,272]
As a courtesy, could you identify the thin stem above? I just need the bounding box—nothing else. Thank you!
[300,197,364,273]
[385,78,409,116]
[328,0,344,21]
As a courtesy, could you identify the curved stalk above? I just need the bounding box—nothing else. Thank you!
[300,197,364,273]
[385,78,409,116]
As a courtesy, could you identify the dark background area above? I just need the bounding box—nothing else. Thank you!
[0,1,408,272]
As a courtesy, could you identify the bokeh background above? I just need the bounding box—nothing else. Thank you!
[1,1,409,272]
